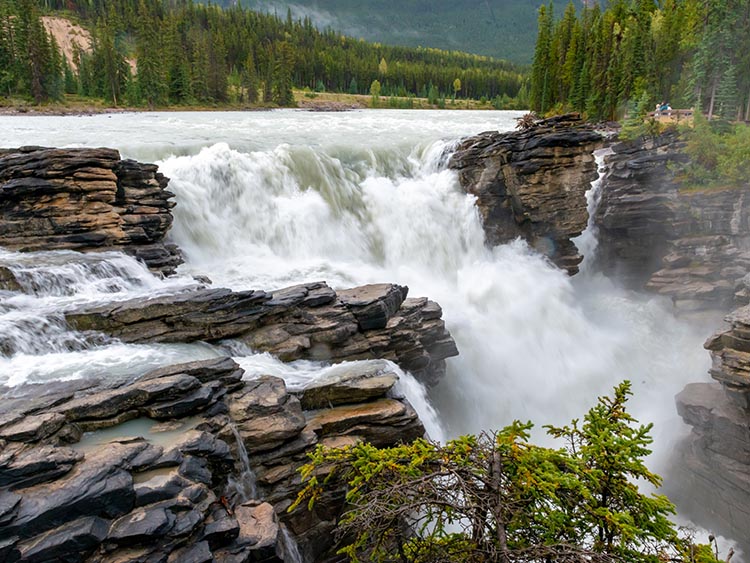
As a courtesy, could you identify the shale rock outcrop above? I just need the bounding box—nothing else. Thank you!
[65,281,457,386]
[595,132,750,311]
[0,357,425,562]
[672,308,750,553]
[449,114,603,274]
[0,147,181,275]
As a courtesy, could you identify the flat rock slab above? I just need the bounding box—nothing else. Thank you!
[296,359,399,409]
[64,280,457,386]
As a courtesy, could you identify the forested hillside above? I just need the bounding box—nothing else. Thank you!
[232,0,582,65]
[0,0,526,107]
[530,0,750,121]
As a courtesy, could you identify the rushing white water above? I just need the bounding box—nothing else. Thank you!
[0,110,713,478]
[231,352,446,442]
[226,423,259,503]
[0,248,221,386]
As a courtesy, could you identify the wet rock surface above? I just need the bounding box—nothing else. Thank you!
[0,356,425,562]
[65,282,457,386]
[595,132,750,312]
[0,147,181,275]
[449,114,603,274]
[672,308,750,553]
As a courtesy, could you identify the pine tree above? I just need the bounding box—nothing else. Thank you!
[243,49,258,104]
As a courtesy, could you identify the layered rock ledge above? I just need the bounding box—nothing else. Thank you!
[672,308,750,552]
[65,281,457,386]
[595,133,750,311]
[0,147,181,275]
[0,356,425,562]
[449,114,603,274]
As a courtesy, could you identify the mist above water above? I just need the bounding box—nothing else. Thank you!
[1,110,713,475]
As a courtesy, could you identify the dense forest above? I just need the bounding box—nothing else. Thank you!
[236,0,583,65]
[0,0,526,107]
[529,0,750,121]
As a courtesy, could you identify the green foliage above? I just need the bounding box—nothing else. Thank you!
[226,0,581,65]
[369,78,380,106]
[427,84,439,105]
[620,91,665,141]
[1,0,527,108]
[0,0,65,102]
[530,0,750,122]
[680,113,750,188]
[293,382,720,563]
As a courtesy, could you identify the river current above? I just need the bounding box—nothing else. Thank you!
[1,109,715,475]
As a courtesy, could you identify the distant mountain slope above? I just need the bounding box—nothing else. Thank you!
[231,0,581,64]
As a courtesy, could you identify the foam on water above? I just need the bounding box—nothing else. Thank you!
[0,109,713,476]
[0,248,219,387]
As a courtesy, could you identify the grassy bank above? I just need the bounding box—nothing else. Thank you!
[0,91,508,116]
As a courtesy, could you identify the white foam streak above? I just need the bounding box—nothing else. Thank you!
[0,248,215,386]
[159,129,711,462]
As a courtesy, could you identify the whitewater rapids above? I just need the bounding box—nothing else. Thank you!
[1,110,713,473]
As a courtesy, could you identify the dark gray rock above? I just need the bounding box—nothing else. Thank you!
[0,444,82,489]
[338,284,407,330]
[179,456,212,485]
[107,505,176,544]
[0,441,142,539]
[450,114,603,274]
[58,374,201,421]
[16,516,109,563]
[167,540,212,563]
[0,412,66,442]
[134,471,191,506]
[202,515,240,548]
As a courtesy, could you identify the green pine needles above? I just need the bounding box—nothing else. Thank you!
[292,382,721,563]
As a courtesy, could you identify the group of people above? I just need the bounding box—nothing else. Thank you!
[655,101,672,116]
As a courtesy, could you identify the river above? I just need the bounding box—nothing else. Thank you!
[0,109,715,477]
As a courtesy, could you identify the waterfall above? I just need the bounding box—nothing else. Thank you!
[0,109,714,480]
[225,422,258,504]
[0,248,219,387]
[278,524,305,563]
[573,147,614,273]
[158,136,711,452]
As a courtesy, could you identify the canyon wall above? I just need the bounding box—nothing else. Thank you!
[595,133,750,312]
[449,114,603,274]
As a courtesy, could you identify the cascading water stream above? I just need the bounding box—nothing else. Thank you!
[0,109,715,500]
[0,248,221,387]
[573,147,614,273]
[225,423,259,503]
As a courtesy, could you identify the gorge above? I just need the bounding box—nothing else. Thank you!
[1,110,748,561]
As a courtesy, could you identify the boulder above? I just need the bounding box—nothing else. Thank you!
[15,516,110,563]
[66,281,457,386]
[450,114,603,274]
[0,147,181,275]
